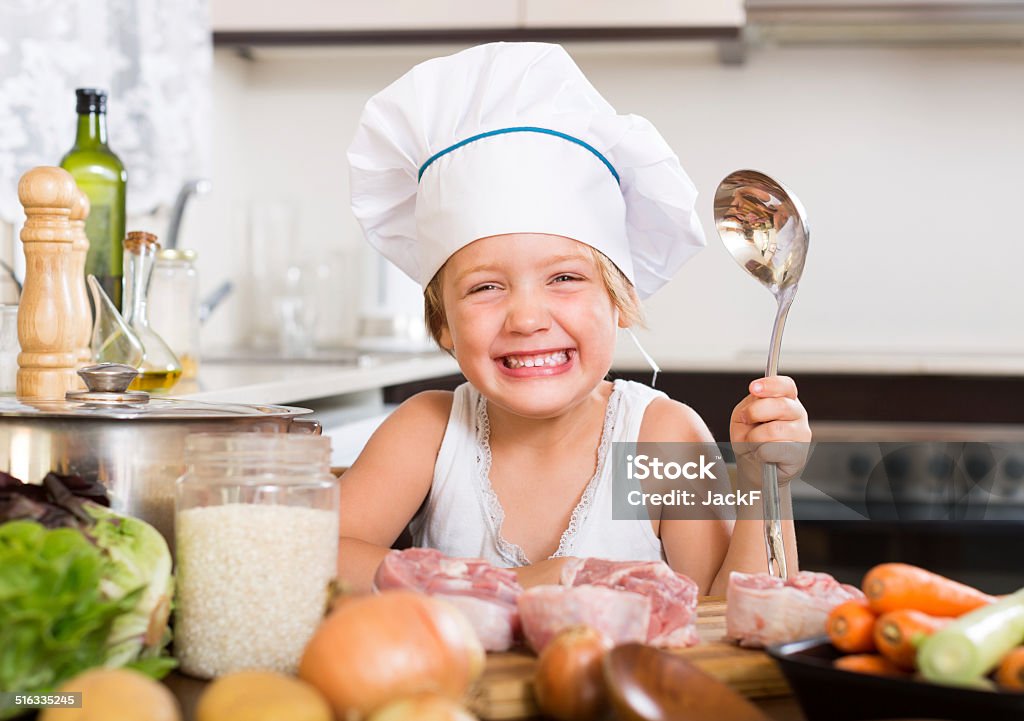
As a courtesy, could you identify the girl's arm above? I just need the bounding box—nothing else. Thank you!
[639,398,733,595]
[709,375,809,594]
[641,384,807,596]
[336,390,453,592]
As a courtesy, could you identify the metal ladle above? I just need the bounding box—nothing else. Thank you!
[714,169,809,579]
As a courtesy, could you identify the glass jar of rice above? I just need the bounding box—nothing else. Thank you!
[174,432,339,678]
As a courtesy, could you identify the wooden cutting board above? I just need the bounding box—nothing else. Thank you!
[469,597,791,720]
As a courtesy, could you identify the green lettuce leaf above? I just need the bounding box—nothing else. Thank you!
[0,508,176,720]
[0,521,136,718]
[82,503,175,668]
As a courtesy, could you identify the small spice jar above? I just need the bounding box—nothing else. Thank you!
[174,433,338,678]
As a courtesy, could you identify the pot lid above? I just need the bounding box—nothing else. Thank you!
[0,363,311,421]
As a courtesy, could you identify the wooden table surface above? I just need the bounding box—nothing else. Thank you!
[165,671,806,721]
[164,671,808,721]
[165,595,810,721]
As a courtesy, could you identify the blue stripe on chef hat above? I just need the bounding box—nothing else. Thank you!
[418,126,620,185]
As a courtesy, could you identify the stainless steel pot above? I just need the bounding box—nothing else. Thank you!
[0,363,319,542]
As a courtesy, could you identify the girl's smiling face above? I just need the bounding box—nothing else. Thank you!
[438,233,627,418]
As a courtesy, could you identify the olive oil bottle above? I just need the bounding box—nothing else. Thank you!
[60,88,127,310]
[123,231,182,392]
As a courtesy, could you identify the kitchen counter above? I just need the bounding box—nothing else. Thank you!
[612,349,1024,377]
[170,347,1024,410]
[171,351,460,405]
[164,351,460,467]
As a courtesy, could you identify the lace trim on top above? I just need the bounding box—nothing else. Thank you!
[475,383,623,566]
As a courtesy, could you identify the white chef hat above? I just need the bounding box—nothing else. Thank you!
[347,41,706,300]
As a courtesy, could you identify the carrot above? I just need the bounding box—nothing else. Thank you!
[873,609,952,670]
[833,654,907,678]
[827,600,877,653]
[862,563,996,616]
[995,647,1024,691]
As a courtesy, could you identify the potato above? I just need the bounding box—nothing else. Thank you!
[196,670,332,721]
[39,668,181,721]
[368,694,478,721]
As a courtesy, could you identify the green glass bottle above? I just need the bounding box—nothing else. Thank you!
[60,88,127,310]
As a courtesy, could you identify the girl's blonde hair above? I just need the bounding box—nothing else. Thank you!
[424,246,643,351]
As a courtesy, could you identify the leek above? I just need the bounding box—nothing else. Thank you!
[918,588,1024,684]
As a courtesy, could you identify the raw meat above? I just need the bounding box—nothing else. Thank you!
[725,570,864,648]
[373,548,523,651]
[561,557,701,647]
[517,584,651,653]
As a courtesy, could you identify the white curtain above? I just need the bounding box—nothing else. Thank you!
[0,0,212,223]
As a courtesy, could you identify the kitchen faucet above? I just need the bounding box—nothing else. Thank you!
[163,178,232,323]
[0,259,21,296]
[166,178,211,250]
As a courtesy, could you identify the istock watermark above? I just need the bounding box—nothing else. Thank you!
[625,453,720,481]
[623,451,762,510]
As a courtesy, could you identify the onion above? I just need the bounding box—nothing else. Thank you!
[367,694,478,721]
[533,626,613,721]
[298,590,484,720]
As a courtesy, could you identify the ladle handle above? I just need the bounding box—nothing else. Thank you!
[765,285,796,376]
[762,464,788,579]
[763,286,796,579]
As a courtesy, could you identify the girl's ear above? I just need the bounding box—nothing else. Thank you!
[615,306,629,329]
[438,323,454,351]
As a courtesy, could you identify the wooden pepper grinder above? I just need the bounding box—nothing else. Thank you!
[70,188,92,365]
[16,166,83,400]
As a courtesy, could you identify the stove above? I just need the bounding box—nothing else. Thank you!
[792,422,1024,593]
[794,422,1024,521]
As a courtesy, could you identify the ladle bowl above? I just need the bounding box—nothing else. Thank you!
[714,170,808,296]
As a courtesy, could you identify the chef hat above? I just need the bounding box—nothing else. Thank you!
[347,42,706,300]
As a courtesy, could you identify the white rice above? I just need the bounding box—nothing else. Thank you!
[174,503,338,678]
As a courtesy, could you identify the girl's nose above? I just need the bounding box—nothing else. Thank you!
[504,291,552,335]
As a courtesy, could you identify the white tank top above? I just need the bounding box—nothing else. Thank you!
[410,379,667,567]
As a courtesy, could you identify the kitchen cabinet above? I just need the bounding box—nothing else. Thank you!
[522,0,744,28]
[211,0,520,32]
[211,0,743,42]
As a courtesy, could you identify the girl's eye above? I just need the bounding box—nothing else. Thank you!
[469,283,500,294]
[552,274,582,283]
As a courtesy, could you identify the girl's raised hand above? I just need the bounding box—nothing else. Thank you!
[729,375,811,483]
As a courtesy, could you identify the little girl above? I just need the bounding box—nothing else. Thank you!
[338,42,810,596]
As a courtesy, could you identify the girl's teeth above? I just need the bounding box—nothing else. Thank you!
[503,351,570,369]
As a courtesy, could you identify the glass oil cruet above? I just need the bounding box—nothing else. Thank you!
[122,231,182,391]
[88,274,144,368]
